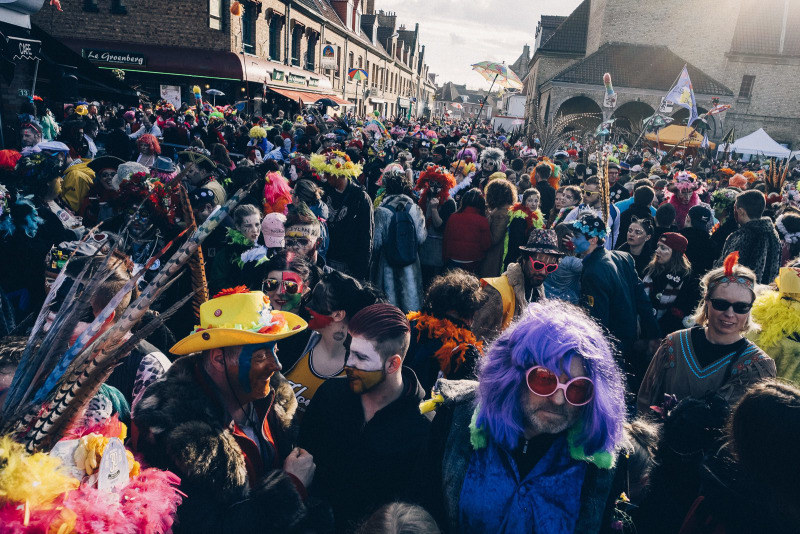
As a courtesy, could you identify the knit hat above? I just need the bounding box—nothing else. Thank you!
[687,205,712,229]
[261,212,286,248]
[519,228,564,256]
[658,232,688,255]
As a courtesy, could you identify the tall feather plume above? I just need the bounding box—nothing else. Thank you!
[723,251,739,277]
[598,151,610,224]
[177,184,208,318]
[8,180,256,451]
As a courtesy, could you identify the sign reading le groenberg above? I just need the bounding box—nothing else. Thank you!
[82,48,146,67]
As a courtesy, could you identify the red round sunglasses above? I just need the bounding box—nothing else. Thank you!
[525,366,594,406]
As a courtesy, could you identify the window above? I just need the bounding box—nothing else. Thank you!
[348,52,354,70]
[335,46,341,78]
[306,33,317,71]
[269,16,282,61]
[738,75,755,99]
[291,25,303,67]
[242,3,256,54]
[209,0,222,29]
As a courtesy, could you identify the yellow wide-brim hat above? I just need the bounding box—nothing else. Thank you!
[170,289,308,355]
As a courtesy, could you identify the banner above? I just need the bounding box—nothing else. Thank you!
[160,85,181,109]
[321,44,336,70]
[664,66,697,126]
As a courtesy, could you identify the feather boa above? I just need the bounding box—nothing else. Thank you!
[407,312,483,375]
[263,172,292,215]
[751,290,800,350]
[0,434,182,534]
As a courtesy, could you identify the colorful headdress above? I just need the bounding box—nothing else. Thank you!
[709,252,755,291]
[308,150,362,179]
[573,212,608,239]
[670,170,700,192]
[248,125,267,140]
[711,188,738,212]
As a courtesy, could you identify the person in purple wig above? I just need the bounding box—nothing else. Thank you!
[417,299,627,534]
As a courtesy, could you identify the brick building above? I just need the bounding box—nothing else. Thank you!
[30,0,436,118]
[433,81,497,121]
[524,0,800,149]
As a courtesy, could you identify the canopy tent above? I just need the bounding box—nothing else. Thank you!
[792,151,800,161]
[716,128,790,158]
[645,125,714,149]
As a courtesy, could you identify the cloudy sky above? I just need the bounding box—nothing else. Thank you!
[379,0,583,89]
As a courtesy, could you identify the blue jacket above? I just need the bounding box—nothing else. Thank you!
[459,435,587,534]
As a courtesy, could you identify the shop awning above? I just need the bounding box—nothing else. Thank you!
[270,87,353,107]
[30,25,139,104]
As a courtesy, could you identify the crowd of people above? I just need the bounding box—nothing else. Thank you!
[1,94,800,534]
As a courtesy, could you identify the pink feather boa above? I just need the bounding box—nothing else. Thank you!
[263,172,292,214]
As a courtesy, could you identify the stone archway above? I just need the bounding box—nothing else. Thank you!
[612,100,655,132]
[671,106,708,125]
[553,95,602,131]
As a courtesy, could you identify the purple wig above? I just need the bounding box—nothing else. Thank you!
[475,299,626,456]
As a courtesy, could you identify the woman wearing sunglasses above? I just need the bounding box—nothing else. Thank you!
[637,252,776,415]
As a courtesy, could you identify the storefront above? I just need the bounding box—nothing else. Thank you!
[61,37,340,115]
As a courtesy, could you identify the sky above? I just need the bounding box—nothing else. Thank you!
[379,0,583,90]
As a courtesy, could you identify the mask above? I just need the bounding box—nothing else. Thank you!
[571,234,591,254]
[344,365,386,394]
[307,308,334,330]
[237,342,276,395]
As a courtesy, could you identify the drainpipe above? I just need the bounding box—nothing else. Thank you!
[284,0,291,66]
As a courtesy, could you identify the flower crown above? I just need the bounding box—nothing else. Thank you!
[309,150,363,179]
[673,171,699,191]
[777,214,800,244]
[572,215,608,239]
[711,188,737,211]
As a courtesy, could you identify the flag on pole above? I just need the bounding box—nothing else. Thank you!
[701,133,709,149]
[665,66,698,126]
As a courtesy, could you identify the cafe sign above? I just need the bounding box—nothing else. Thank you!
[288,73,305,85]
[308,78,319,87]
[82,48,146,66]
[8,37,41,61]
[272,70,285,81]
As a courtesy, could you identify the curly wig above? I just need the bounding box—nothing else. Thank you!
[484,178,517,210]
[476,300,626,456]
[137,134,161,155]
[422,269,483,320]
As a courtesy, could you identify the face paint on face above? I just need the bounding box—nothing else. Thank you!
[571,233,591,254]
[307,308,335,330]
[344,335,387,394]
[237,342,277,396]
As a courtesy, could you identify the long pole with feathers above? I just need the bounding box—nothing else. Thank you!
[2,180,257,451]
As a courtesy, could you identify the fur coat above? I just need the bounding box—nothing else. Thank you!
[715,217,781,284]
[132,353,311,534]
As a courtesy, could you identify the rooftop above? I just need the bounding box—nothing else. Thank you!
[730,0,800,57]
[551,42,734,96]
[538,0,589,55]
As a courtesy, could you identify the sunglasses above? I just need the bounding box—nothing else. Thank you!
[526,366,595,406]
[582,190,600,196]
[529,258,559,273]
[263,278,302,294]
[708,298,752,314]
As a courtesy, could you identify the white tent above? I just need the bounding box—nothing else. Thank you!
[792,150,800,160]
[717,128,791,158]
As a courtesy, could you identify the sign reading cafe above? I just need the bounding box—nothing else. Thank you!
[82,48,146,67]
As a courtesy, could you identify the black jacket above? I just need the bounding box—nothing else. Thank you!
[535,181,556,219]
[581,247,659,349]
[298,367,432,532]
[323,181,374,280]
[680,226,717,276]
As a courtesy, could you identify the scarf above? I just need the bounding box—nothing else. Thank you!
[407,311,483,375]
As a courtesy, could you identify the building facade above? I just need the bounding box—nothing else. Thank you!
[433,81,496,121]
[31,0,436,118]
[524,0,800,148]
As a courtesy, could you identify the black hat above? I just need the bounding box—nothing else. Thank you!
[87,155,125,173]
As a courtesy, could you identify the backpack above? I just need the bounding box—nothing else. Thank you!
[384,198,418,267]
